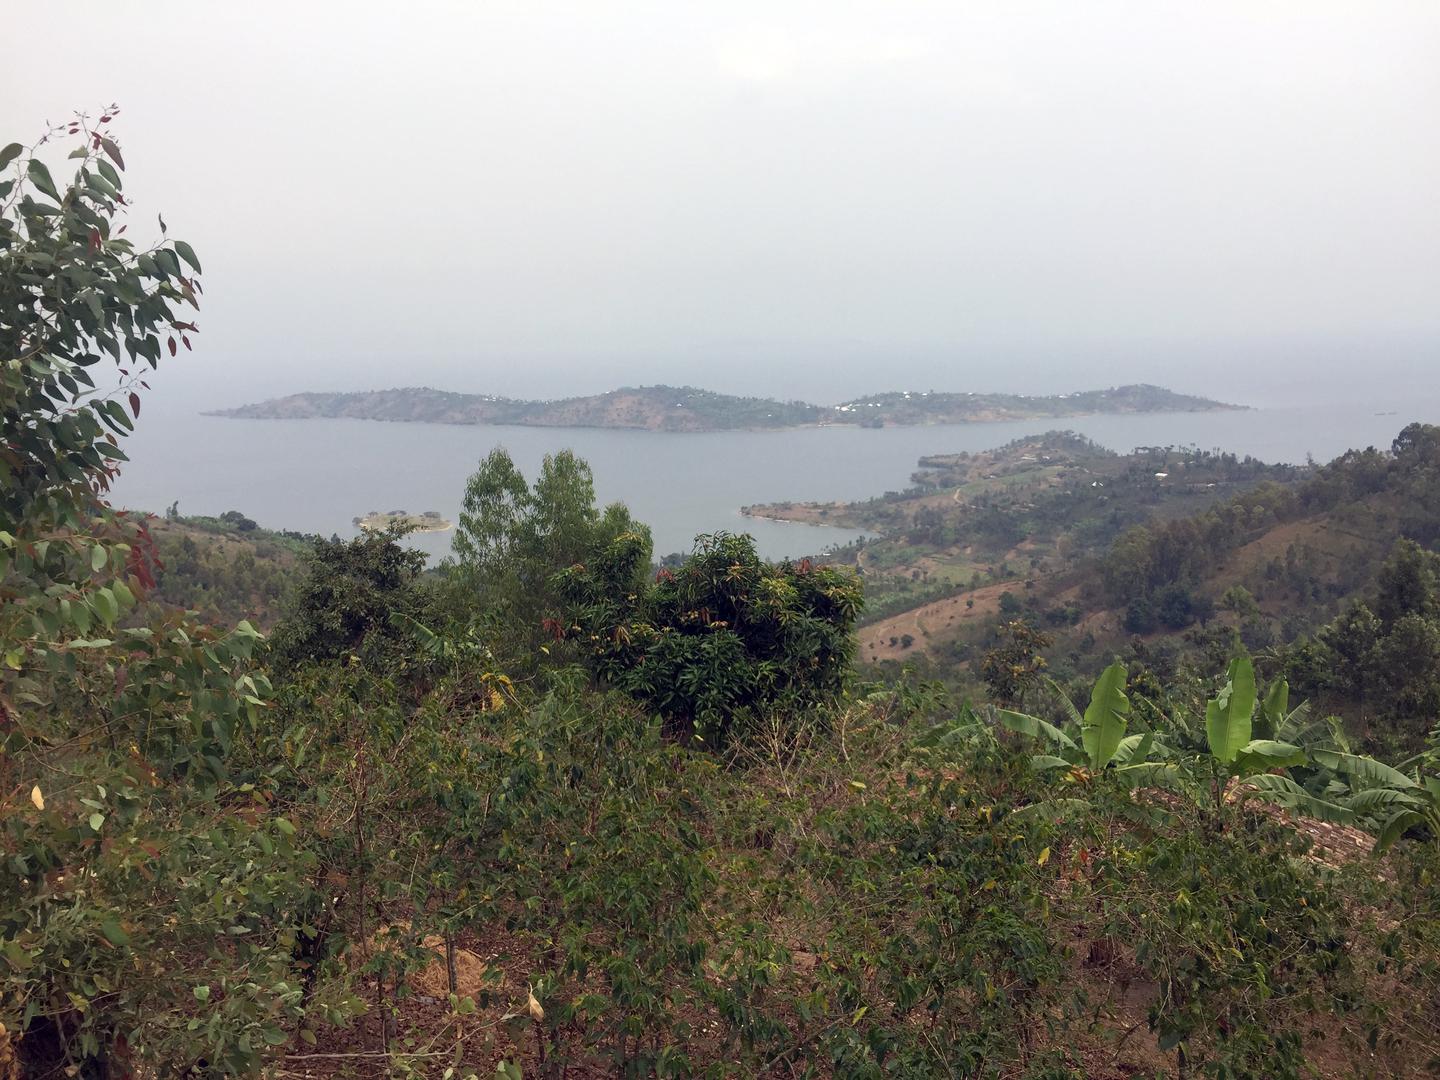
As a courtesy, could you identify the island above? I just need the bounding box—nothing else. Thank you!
[354,509,453,534]
[209,383,1242,434]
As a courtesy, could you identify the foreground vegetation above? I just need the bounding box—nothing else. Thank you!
[9,119,1440,1080]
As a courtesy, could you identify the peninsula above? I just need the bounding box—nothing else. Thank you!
[210,383,1241,433]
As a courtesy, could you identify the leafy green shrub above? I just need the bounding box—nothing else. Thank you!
[267,529,435,672]
[558,531,862,747]
[1090,796,1352,1077]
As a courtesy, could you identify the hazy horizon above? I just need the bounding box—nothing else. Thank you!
[5,3,1438,413]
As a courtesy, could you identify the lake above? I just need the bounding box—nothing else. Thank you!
[109,393,1440,562]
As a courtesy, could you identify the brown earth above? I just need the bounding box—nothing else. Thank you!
[860,579,1018,661]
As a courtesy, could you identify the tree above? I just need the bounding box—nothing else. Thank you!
[1,116,314,1077]
[1373,538,1439,628]
[449,448,651,634]
[529,447,602,569]
[219,508,259,532]
[452,446,531,594]
[1124,595,1158,635]
[1316,602,1383,702]
[1221,585,1260,621]
[267,528,432,670]
[1379,612,1440,720]
[0,118,200,529]
[557,532,862,746]
[1157,583,1196,630]
[1392,421,1440,467]
[979,620,1052,707]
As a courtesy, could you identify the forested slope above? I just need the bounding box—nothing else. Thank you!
[141,512,311,627]
[842,424,1440,757]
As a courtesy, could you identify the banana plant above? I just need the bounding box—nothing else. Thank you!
[1000,662,1158,778]
[1243,748,1440,852]
[910,702,998,755]
[1253,675,1310,742]
[1203,656,1307,785]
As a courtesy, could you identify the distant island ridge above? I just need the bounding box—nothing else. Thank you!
[209,383,1243,433]
[354,510,453,534]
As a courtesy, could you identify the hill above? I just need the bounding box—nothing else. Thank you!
[209,382,1239,432]
[746,431,1302,652]
[139,512,316,628]
[831,382,1238,424]
[795,423,1440,752]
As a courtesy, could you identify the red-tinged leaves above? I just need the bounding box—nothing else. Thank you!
[88,228,102,254]
[182,335,192,351]
[116,225,126,235]
[100,136,124,170]
[167,336,177,357]
[126,539,158,592]
[128,392,140,419]
[93,132,102,150]
[100,115,112,124]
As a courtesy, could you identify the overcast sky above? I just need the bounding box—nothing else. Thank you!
[5,2,1438,407]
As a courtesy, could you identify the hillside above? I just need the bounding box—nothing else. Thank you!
[209,382,1239,432]
[747,431,1302,653]
[794,424,1440,751]
[141,513,314,628]
[831,382,1239,424]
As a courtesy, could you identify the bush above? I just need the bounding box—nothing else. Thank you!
[267,530,435,671]
[557,532,862,746]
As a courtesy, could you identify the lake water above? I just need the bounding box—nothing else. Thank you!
[109,392,1440,562]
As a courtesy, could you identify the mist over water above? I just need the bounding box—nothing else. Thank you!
[8,4,1437,421]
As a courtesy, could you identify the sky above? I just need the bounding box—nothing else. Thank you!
[5,2,1439,409]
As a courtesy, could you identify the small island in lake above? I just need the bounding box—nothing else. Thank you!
[353,509,453,534]
[210,382,1243,433]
